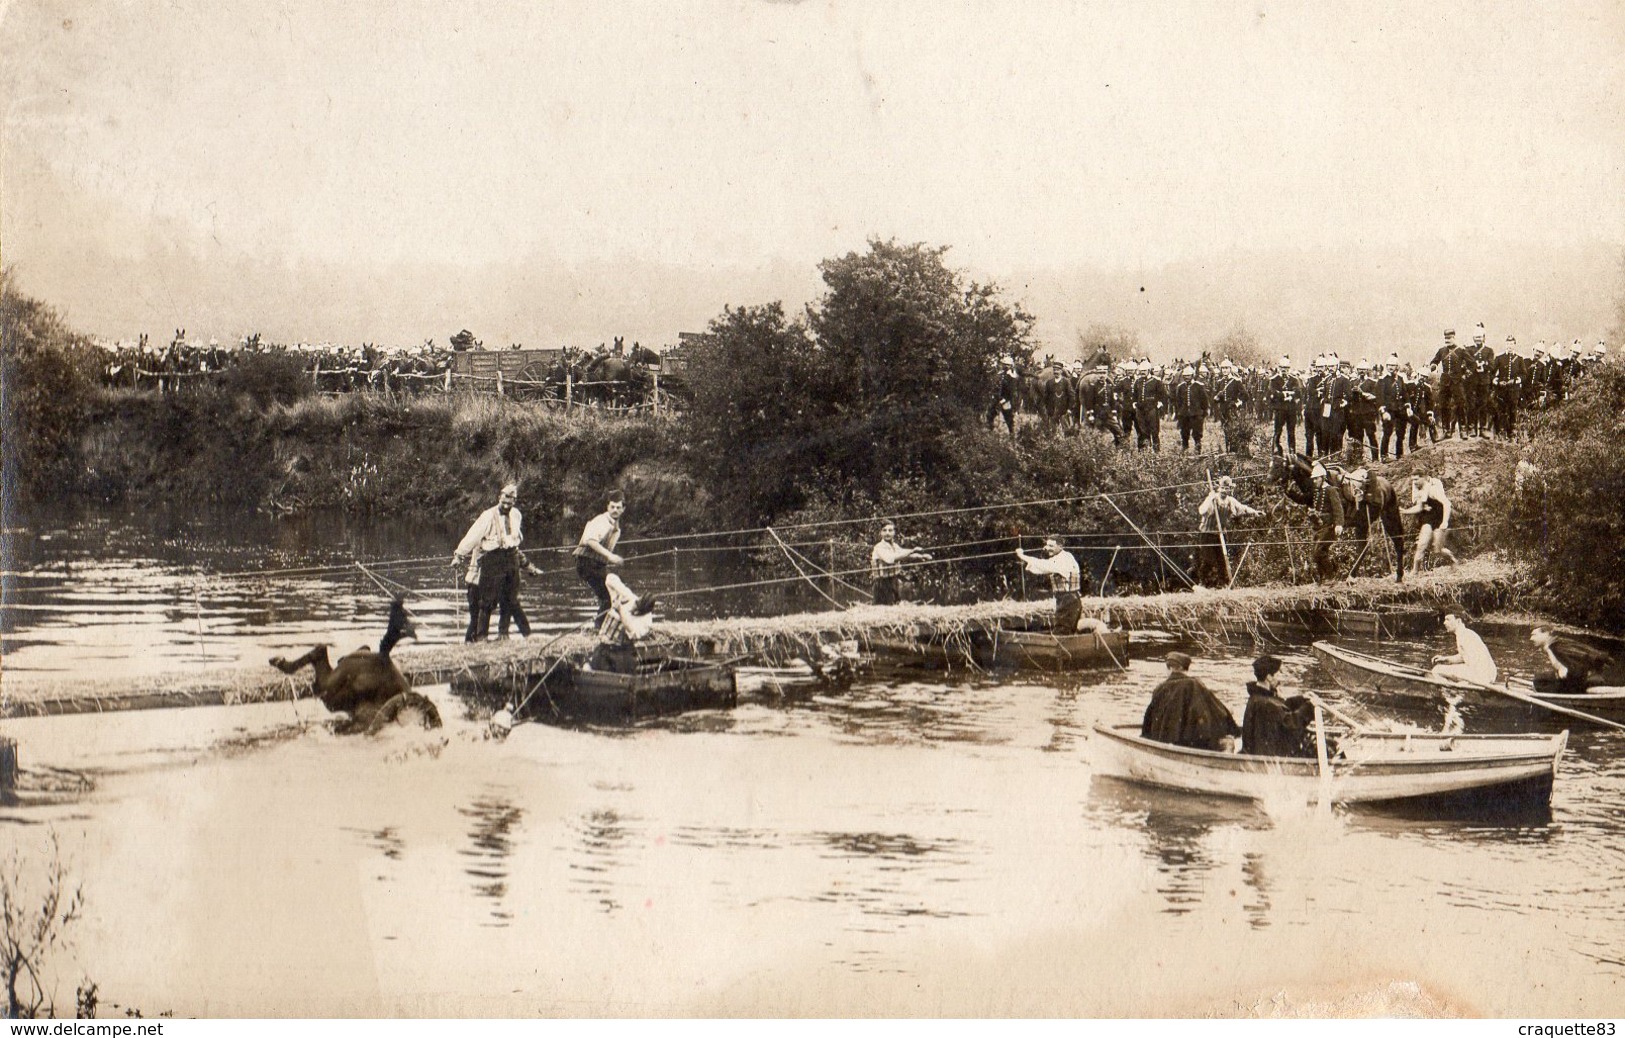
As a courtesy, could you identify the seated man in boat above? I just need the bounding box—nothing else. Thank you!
[1015,535,1084,633]
[1529,626,1621,695]
[591,573,658,675]
[870,521,932,606]
[1430,613,1497,685]
[1241,655,1316,757]
[1141,651,1240,752]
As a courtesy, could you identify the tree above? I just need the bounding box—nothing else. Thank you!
[682,302,826,522]
[805,240,1034,496]
[1,270,99,505]
[1075,323,1140,365]
[1208,322,1267,368]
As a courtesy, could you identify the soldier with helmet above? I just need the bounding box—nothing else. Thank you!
[1345,359,1380,463]
[1172,364,1210,452]
[1131,359,1166,451]
[1268,356,1303,456]
[1429,328,1470,438]
[1490,336,1525,439]
[1467,323,1495,436]
[1377,354,1409,461]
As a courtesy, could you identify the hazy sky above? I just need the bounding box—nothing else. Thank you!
[3,0,1622,347]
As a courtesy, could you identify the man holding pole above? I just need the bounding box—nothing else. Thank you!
[1194,476,1261,589]
[1016,535,1084,634]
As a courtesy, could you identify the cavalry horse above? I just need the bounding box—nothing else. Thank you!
[1021,357,1079,433]
[270,598,442,733]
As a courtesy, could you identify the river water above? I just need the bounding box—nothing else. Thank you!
[2,507,1623,1017]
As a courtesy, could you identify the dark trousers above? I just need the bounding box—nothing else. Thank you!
[873,575,902,606]
[1273,410,1297,454]
[479,548,529,637]
[576,555,611,624]
[1135,407,1160,450]
[464,583,490,642]
[1053,590,1082,634]
[1311,523,1340,583]
[1380,415,1407,460]
[1178,416,1204,451]
[1193,531,1228,587]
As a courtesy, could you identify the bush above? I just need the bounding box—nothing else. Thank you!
[1498,366,1625,631]
[216,351,313,408]
[0,271,99,504]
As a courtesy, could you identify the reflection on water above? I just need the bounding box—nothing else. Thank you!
[459,795,524,926]
[3,507,1625,1014]
[566,808,637,914]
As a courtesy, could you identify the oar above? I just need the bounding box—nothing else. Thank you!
[1302,688,1367,733]
[1476,679,1625,733]
[1313,702,1333,811]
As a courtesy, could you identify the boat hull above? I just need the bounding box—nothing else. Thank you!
[986,628,1130,670]
[1090,724,1564,806]
[1312,641,1625,725]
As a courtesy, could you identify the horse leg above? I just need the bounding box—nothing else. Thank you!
[269,645,333,688]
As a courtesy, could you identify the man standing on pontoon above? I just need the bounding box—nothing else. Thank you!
[1016,535,1085,633]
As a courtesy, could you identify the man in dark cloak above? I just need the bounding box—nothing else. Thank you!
[1141,652,1240,751]
[1241,655,1317,757]
[1529,627,1625,695]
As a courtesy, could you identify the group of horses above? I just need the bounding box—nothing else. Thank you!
[1004,348,1117,432]
[525,339,669,409]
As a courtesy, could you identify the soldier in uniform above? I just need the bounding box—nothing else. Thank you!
[1308,460,1346,584]
[1429,328,1468,438]
[1377,354,1409,461]
[1172,365,1210,452]
[1341,468,1407,583]
[1345,359,1380,463]
[1323,356,1352,454]
[988,354,1020,435]
[1407,367,1437,450]
[1302,356,1326,459]
[1132,359,1165,451]
[1527,343,1551,412]
[1466,323,1495,436]
[1490,336,1525,439]
[1268,356,1303,456]
[1217,359,1250,454]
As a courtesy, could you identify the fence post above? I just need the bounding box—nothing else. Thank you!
[496,368,504,396]
[312,361,320,386]
[653,370,661,415]
[565,369,573,410]
[444,368,453,392]
[828,538,835,600]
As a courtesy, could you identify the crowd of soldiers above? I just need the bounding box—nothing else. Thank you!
[990,323,1612,460]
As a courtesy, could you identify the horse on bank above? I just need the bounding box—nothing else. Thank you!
[270,598,442,733]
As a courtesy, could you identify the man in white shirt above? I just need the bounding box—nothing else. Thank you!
[452,481,542,641]
[1431,613,1498,685]
[870,521,932,605]
[1016,536,1086,633]
[573,490,626,624]
[1194,476,1261,588]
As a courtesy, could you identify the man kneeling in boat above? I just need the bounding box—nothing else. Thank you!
[1015,535,1102,634]
[1529,626,1621,696]
[1142,651,1240,751]
[1241,655,1316,757]
[591,573,658,675]
[1430,613,1497,685]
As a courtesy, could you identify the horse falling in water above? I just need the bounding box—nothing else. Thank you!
[270,598,442,733]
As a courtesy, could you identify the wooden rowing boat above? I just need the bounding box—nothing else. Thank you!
[1312,641,1625,726]
[1090,723,1566,807]
[985,627,1130,670]
[539,657,738,723]
[1333,604,1440,639]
